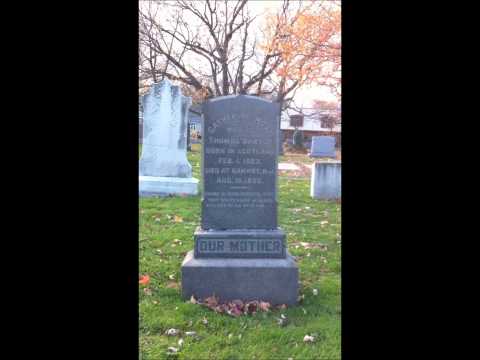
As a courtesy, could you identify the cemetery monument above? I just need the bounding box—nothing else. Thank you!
[311,160,341,199]
[310,135,336,158]
[182,95,298,305]
[139,79,199,196]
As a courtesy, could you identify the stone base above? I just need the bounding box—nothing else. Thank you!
[181,250,298,305]
[194,228,286,259]
[139,175,198,197]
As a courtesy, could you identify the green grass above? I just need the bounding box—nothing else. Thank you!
[139,147,341,360]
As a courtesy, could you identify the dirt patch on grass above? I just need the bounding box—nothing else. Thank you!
[278,162,312,178]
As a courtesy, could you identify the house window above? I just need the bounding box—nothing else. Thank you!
[321,116,336,129]
[289,115,304,128]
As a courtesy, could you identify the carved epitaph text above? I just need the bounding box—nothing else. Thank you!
[201,96,281,230]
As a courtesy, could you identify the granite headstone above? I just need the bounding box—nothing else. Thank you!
[310,136,336,158]
[310,160,341,199]
[181,95,298,305]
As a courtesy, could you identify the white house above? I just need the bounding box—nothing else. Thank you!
[280,107,341,147]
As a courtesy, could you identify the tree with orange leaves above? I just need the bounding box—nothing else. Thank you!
[139,0,340,108]
[261,0,341,108]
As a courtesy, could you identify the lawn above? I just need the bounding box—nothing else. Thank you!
[139,145,341,360]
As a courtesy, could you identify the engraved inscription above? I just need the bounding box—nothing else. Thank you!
[197,239,282,255]
[202,96,280,229]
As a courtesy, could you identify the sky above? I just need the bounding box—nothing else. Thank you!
[140,0,341,108]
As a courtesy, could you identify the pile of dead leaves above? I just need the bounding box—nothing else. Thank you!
[190,295,285,317]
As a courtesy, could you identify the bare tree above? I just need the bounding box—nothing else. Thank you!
[139,0,286,100]
[139,0,340,113]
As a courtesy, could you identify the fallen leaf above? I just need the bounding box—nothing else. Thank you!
[303,335,315,343]
[173,215,183,223]
[165,328,179,336]
[166,281,179,289]
[214,304,229,314]
[167,347,178,354]
[227,306,243,317]
[277,315,288,327]
[143,288,152,296]
[231,299,244,309]
[259,301,271,312]
[139,275,150,285]
[245,301,258,314]
[204,295,218,308]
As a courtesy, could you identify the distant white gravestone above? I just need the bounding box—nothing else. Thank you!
[139,79,198,196]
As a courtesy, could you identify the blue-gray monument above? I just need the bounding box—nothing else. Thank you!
[181,95,298,305]
[310,136,336,158]
[310,160,341,199]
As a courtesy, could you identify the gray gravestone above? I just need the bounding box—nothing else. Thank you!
[310,160,341,199]
[181,95,298,305]
[201,96,279,230]
[310,136,336,158]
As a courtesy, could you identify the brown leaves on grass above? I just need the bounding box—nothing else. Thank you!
[166,281,179,289]
[139,274,150,285]
[173,215,183,223]
[192,295,277,317]
[165,328,180,336]
[143,288,152,296]
[303,335,315,343]
[276,314,288,327]
[293,242,328,251]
